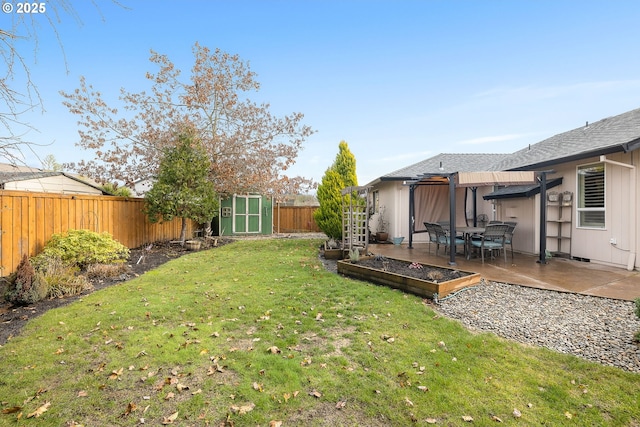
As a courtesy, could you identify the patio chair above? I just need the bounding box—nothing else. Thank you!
[423,222,440,254]
[428,222,465,256]
[503,221,517,260]
[470,223,509,263]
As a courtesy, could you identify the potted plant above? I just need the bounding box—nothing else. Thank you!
[348,247,360,263]
[323,238,344,260]
[368,206,388,242]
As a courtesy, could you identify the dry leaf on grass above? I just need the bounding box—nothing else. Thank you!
[109,367,124,380]
[230,402,255,415]
[161,411,179,424]
[27,401,50,418]
[122,402,137,416]
[462,415,474,422]
[267,346,281,354]
[269,421,283,427]
[2,406,21,414]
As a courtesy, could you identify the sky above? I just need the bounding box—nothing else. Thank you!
[5,0,640,188]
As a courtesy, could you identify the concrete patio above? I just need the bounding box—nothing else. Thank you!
[368,243,640,301]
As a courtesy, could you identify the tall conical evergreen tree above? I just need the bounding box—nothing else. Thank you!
[333,140,358,188]
[314,141,358,240]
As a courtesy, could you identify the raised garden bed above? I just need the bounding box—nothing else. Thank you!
[337,256,481,300]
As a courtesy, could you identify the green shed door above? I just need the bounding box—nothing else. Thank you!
[234,195,261,233]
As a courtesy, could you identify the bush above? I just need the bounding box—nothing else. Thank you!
[36,257,93,298]
[33,229,129,269]
[5,254,47,305]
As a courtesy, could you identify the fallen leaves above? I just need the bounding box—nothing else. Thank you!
[161,411,179,424]
[26,401,50,418]
[108,367,124,380]
[308,390,322,398]
[122,402,137,417]
[230,402,255,415]
[267,346,281,354]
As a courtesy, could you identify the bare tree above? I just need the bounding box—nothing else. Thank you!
[0,1,121,165]
[60,43,315,196]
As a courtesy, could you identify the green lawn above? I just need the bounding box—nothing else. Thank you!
[0,239,638,426]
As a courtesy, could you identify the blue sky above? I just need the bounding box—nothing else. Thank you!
[7,0,640,187]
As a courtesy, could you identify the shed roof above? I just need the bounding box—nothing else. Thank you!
[0,171,109,194]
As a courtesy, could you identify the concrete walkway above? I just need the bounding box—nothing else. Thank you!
[368,243,640,301]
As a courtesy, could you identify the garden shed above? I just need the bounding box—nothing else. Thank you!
[218,194,273,236]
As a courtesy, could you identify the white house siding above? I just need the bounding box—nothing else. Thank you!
[493,196,538,255]
[133,179,154,196]
[3,175,103,195]
[544,151,636,269]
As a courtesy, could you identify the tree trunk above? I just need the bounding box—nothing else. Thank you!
[180,217,188,245]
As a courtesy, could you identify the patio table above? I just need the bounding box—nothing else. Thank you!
[457,226,485,259]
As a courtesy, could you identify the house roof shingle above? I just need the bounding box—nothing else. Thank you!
[380,153,510,181]
[377,107,640,182]
[495,107,640,171]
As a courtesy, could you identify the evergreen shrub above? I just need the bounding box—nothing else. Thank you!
[33,229,129,269]
[5,255,47,305]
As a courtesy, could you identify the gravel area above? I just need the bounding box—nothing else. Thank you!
[434,281,640,373]
[321,256,640,373]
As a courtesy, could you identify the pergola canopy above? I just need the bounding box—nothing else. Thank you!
[455,171,536,187]
[408,170,538,266]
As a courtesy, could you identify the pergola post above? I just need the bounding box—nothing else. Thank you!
[537,171,553,264]
[448,174,457,266]
[408,183,415,249]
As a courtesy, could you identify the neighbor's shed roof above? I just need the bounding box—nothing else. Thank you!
[0,171,109,195]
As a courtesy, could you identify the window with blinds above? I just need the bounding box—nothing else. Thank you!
[577,163,605,228]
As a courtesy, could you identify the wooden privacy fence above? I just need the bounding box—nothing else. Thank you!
[274,205,321,233]
[0,190,195,276]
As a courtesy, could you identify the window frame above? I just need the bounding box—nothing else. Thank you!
[576,162,606,229]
